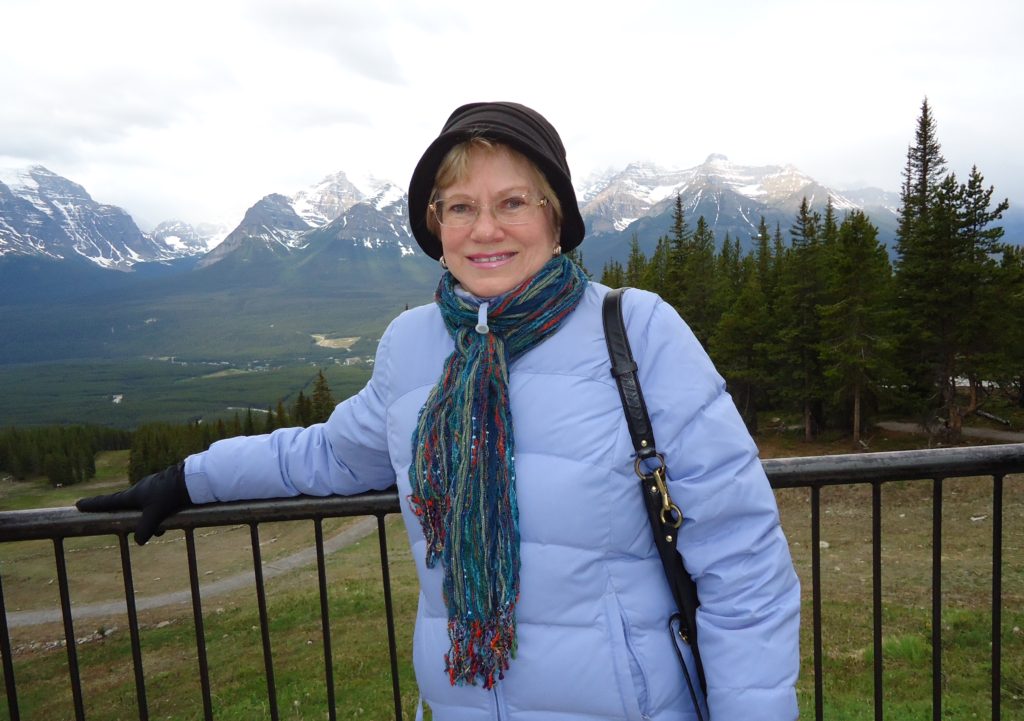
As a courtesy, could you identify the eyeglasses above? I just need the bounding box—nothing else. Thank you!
[429,192,548,228]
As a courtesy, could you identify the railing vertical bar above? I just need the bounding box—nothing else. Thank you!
[53,538,86,721]
[117,534,149,721]
[376,514,403,721]
[0,570,21,721]
[932,477,943,721]
[314,519,338,721]
[184,529,214,721]
[810,485,824,721]
[250,523,280,721]
[991,474,1003,721]
[871,481,883,721]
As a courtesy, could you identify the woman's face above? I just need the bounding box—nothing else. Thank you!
[436,147,559,298]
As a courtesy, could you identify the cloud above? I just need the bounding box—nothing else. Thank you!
[247,1,408,84]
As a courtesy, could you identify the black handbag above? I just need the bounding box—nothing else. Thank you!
[602,287,708,718]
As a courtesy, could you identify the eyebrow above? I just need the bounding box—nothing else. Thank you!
[440,186,533,199]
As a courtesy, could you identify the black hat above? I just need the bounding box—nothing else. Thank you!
[408,101,586,260]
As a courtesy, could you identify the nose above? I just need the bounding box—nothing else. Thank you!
[468,207,503,240]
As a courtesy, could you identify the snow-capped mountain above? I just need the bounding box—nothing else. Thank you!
[1,158,912,277]
[194,172,417,270]
[580,154,861,235]
[0,166,173,270]
[151,220,229,256]
[291,171,399,226]
[195,193,313,269]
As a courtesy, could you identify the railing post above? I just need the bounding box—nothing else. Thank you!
[377,514,404,721]
[932,477,944,721]
[992,474,1003,721]
[871,481,883,721]
[0,570,20,721]
[118,533,149,721]
[314,518,338,721]
[810,485,824,721]
[184,528,215,721]
[250,523,280,721]
[53,538,86,721]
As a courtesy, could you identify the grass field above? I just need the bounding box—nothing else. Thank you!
[1,435,1022,720]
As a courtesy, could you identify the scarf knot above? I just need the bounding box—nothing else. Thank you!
[409,255,588,688]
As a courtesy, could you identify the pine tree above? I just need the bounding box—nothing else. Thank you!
[566,247,591,278]
[311,369,336,424]
[818,210,895,444]
[663,195,691,309]
[599,259,625,288]
[641,236,671,293]
[772,198,827,440]
[893,99,1011,438]
[679,216,718,348]
[710,256,772,432]
[292,391,313,427]
[624,234,648,288]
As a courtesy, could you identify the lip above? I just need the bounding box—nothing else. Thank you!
[466,251,517,268]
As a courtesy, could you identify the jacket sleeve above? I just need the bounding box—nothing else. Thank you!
[184,321,398,504]
[629,292,800,721]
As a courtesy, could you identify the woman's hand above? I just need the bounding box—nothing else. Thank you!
[76,462,192,545]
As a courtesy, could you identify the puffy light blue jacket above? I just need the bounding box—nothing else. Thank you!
[185,283,800,720]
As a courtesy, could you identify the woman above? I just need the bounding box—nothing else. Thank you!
[79,102,800,720]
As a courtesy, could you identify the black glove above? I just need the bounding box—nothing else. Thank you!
[76,461,192,545]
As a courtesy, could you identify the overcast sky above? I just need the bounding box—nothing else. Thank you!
[2,0,1022,230]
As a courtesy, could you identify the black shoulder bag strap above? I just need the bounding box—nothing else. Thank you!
[602,287,709,714]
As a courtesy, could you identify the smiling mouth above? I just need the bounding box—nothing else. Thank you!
[469,252,516,263]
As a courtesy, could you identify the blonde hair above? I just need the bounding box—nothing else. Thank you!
[426,138,562,238]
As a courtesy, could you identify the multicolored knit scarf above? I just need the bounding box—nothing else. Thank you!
[409,255,588,689]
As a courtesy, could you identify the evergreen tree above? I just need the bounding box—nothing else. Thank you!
[663,195,691,309]
[641,236,671,293]
[710,256,772,432]
[894,98,950,422]
[772,197,827,440]
[275,400,290,428]
[992,247,1024,406]
[818,210,895,444]
[311,369,337,424]
[566,247,591,278]
[679,216,718,348]
[711,233,742,321]
[894,99,1011,438]
[292,391,313,427]
[624,234,648,288]
[599,259,625,288]
[243,407,256,436]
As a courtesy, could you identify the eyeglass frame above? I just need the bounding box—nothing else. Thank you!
[428,192,549,228]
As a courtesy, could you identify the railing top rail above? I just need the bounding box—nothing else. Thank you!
[0,490,399,543]
[763,442,1024,487]
[2,443,1022,542]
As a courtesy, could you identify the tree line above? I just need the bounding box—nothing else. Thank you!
[0,425,132,486]
[1,369,338,486]
[596,99,1022,444]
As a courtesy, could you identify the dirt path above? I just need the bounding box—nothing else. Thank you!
[876,421,1024,443]
[6,517,379,629]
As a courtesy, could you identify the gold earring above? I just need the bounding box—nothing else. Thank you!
[439,255,448,270]
[553,245,562,256]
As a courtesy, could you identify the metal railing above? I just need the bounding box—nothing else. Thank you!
[2,443,1022,721]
